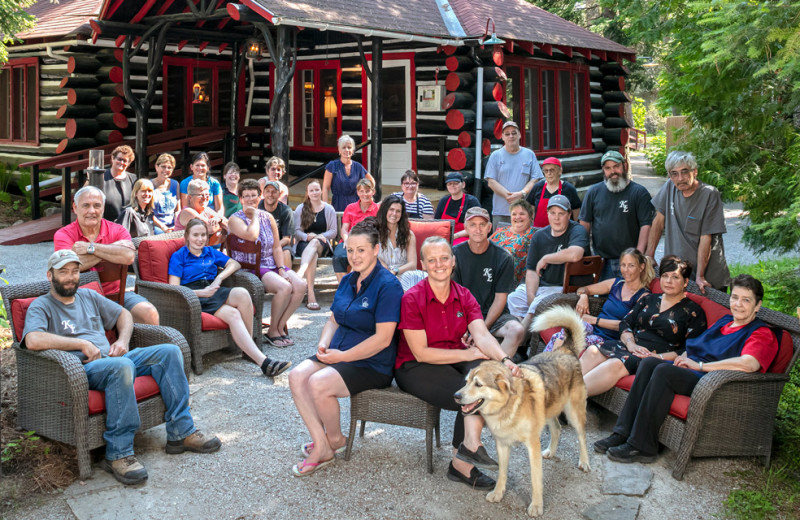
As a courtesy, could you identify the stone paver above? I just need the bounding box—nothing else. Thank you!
[602,459,653,496]
[583,495,641,520]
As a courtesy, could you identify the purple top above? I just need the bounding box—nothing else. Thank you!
[230,209,277,271]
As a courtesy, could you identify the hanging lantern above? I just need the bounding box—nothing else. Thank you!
[246,39,261,60]
[192,82,209,104]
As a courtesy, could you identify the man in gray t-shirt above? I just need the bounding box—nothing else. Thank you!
[485,121,544,228]
[21,250,221,486]
[646,151,730,292]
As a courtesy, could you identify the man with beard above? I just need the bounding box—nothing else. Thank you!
[579,151,654,280]
[646,151,729,293]
[22,250,221,485]
[258,180,294,270]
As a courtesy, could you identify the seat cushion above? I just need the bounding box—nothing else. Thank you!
[540,326,560,346]
[201,312,229,331]
[408,220,453,269]
[614,375,691,420]
[137,238,184,283]
[87,375,160,415]
[10,281,106,341]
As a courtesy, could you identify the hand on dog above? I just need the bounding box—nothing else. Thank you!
[503,358,522,377]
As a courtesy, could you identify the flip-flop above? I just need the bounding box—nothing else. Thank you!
[263,335,290,348]
[280,335,295,346]
[292,457,335,477]
[301,439,348,458]
[306,302,321,311]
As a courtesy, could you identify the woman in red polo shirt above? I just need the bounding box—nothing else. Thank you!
[394,236,521,489]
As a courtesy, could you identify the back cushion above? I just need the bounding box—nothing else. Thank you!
[10,281,106,342]
[768,329,794,374]
[408,220,453,269]
[138,238,184,283]
[685,293,730,325]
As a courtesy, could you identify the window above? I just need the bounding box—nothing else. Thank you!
[276,61,339,151]
[505,60,590,153]
[0,58,38,145]
[162,57,235,130]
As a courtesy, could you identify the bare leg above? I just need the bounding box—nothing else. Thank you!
[280,271,307,334]
[214,302,265,365]
[580,345,606,375]
[262,272,292,338]
[309,368,350,451]
[494,320,525,357]
[300,242,323,306]
[288,360,331,467]
[130,301,160,325]
[584,358,629,396]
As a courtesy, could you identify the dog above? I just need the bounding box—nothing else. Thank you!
[454,306,591,517]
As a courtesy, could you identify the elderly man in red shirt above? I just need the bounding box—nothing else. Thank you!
[54,185,159,325]
[394,235,520,490]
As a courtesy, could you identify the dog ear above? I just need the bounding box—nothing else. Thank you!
[494,367,514,394]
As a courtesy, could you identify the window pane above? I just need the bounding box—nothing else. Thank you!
[0,71,10,140]
[525,68,540,150]
[541,70,555,150]
[301,69,314,146]
[26,65,37,142]
[574,72,588,148]
[192,68,212,127]
[166,66,186,130]
[558,70,572,149]
[319,69,338,147]
[382,66,405,123]
[12,68,23,140]
[218,68,232,128]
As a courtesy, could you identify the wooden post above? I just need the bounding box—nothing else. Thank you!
[226,41,243,165]
[370,38,383,199]
[31,165,40,220]
[260,23,297,165]
[61,167,72,226]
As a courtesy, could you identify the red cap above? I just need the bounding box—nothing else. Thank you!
[542,157,562,167]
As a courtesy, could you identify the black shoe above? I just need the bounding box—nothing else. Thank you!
[455,443,499,471]
[446,462,496,490]
[594,432,628,454]
[606,442,657,464]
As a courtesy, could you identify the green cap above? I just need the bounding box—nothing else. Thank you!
[601,151,624,165]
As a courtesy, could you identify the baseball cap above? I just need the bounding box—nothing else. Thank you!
[263,180,281,191]
[48,249,83,270]
[601,151,624,165]
[464,206,491,222]
[542,157,562,167]
[445,172,464,184]
[547,194,571,212]
[502,121,519,131]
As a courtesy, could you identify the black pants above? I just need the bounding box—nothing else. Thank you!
[612,356,702,455]
[394,360,480,449]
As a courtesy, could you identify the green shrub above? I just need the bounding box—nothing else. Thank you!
[643,133,667,176]
[723,489,776,520]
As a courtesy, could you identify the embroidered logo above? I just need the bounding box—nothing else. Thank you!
[456,311,464,318]
[556,244,564,252]
[670,201,675,216]
[619,200,629,212]
[361,297,369,308]
[483,268,493,282]
[61,319,76,334]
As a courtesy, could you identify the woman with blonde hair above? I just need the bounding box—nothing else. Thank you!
[259,156,289,204]
[294,180,337,310]
[152,153,180,234]
[116,178,156,238]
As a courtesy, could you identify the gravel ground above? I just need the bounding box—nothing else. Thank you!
[1,159,791,519]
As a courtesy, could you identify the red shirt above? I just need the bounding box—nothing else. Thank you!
[395,279,484,368]
[54,219,132,295]
[342,200,379,228]
[721,322,778,373]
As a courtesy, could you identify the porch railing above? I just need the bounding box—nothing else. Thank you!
[628,128,647,150]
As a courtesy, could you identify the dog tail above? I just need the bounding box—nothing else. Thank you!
[530,305,586,358]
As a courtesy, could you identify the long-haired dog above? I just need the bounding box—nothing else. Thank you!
[454,306,591,517]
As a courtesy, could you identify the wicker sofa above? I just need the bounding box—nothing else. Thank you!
[531,281,800,479]
[133,232,265,374]
[0,272,192,480]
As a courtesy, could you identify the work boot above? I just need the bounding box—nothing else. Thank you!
[102,455,148,485]
[165,430,222,454]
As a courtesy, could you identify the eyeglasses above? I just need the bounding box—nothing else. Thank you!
[191,193,211,198]
[668,168,694,178]
[113,157,129,164]
[402,182,418,187]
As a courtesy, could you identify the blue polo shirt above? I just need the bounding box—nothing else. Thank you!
[330,262,403,375]
[168,245,230,284]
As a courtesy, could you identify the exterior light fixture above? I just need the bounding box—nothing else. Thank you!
[482,18,505,46]
[246,39,261,60]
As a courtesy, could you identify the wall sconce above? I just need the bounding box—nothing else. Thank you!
[482,18,505,46]
[324,88,337,133]
[192,82,209,104]
[246,39,261,60]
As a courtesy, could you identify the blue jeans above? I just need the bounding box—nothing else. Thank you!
[600,257,620,281]
[83,343,195,461]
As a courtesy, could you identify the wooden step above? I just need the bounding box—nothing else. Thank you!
[0,213,66,245]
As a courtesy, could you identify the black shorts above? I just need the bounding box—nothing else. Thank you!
[296,239,333,258]
[308,356,392,396]
[184,280,232,314]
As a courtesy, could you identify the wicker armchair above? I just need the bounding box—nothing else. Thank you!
[132,232,264,374]
[0,272,192,480]
[530,282,800,479]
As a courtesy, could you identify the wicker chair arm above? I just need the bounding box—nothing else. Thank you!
[687,369,789,419]
[129,324,192,379]
[136,280,202,316]
[13,344,90,411]
[534,293,581,314]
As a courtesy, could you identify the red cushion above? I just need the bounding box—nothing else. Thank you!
[408,220,454,269]
[615,375,635,391]
[649,278,661,293]
[614,375,691,420]
[87,375,160,415]
[201,312,229,331]
[10,281,106,341]
[137,238,184,283]
[685,293,730,325]
[540,326,560,345]
[768,329,794,373]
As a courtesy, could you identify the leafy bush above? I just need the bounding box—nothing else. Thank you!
[723,489,776,520]
[632,97,646,130]
[643,133,667,176]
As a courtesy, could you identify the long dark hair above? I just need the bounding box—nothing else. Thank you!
[377,194,410,251]
[300,181,321,230]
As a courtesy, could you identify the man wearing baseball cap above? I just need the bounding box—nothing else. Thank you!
[452,206,525,358]
[258,179,295,270]
[508,195,590,340]
[433,172,480,245]
[526,157,582,227]
[22,250,221,485]
[578,150,654,280]
[484,120,544,229]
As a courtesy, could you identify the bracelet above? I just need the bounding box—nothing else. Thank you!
[595,316,599,326]
[501,356,512,364]
[699,361,704,372]
[659,354,664,360]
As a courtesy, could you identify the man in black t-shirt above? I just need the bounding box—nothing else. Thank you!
[258,180,294,269]
[434,172,480,243]
[508,195,590,332]
[452,207,524,357]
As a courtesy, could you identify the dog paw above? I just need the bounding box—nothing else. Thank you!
[527,502,544,517]
[486,490,504,503]
[578,460,591,473]
[541,448,555,459]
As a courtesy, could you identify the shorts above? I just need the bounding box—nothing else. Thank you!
[249,266,280,278]
[122,292,150,312]
[308,356,392,396]
[183,280,232,314]
[488,312,520,335]
[296,239,332,258]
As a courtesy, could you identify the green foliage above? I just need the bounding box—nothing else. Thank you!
[631,97,646,130]
[0,431,46,467]
[0,162,11,192]
[723,489,776,520]
[0,0,37,64]
[643,134,667,176]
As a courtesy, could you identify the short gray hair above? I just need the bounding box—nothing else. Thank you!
[337,134,355,150]
[665,151,697,173]
[74,185,106,206]
[419,235,451,261]
[187,178,209,195]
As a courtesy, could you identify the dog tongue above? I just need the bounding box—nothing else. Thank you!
[461,403,476,414]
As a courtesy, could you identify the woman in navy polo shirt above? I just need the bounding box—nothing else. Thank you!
[168,218,291,378]
[289,218,403,477]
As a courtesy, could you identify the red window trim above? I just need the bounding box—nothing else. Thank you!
[0,57,39,146]
[504,57,592,155]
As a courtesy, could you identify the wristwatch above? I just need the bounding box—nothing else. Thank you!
[87,242,95,255]
[392,267,400,276]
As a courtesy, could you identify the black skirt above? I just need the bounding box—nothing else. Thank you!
[184,279,232,314]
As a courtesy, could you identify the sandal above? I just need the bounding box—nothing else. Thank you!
[306,302,321,311]
[280,335,295,346]
[261,359,292,377]
[264,335,290,348]
[301,439,347,458]
[292,457,335,477]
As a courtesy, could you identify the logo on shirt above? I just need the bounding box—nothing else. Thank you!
[483,268,493,282]
[361,297,369,308]
[670,202,675,216]
[456,311,464,318]
[61,319,76,334]
[556,244,564,252]
[619,200,629,213]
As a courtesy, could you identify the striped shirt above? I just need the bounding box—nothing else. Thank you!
[391,192,434,219]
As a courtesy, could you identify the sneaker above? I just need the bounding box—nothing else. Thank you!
[455,443,499,471]
[166,431,222,454]
[594,432,628,454]
[606,442,657,464]
[446,462,496,490]
[102,455,148,485]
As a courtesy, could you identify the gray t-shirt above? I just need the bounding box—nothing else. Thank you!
[579,181,654,259]
[651,180,730,289]
[484,147,543,217]
[526,221,590,287]
[22,288,122,361]
[452,241,516,317]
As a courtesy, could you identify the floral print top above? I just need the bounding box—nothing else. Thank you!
[489,226,536,284]
[620,293,707,354]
